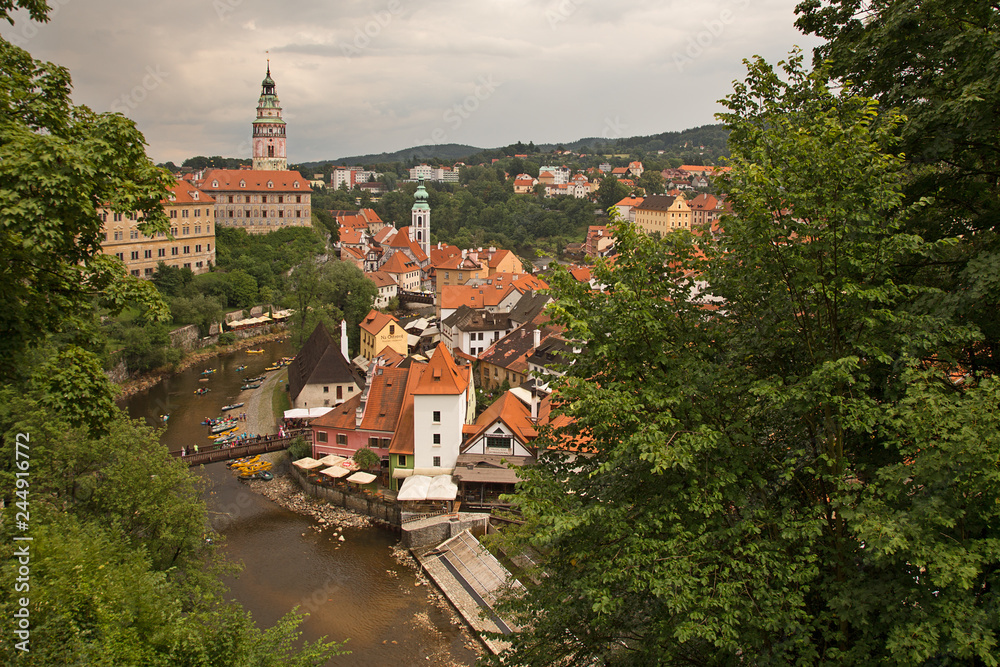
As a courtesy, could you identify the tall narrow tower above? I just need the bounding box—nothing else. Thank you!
[410,178,431,258]
[252,62,287,171]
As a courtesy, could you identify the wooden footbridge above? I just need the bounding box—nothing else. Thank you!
[172,430,311,467]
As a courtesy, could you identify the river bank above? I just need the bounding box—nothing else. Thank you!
[115,328,290,401]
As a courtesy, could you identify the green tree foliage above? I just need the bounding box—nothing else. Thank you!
[794,0,1000,376]
[595,175,631,211]
[169,292,223,336]
[288,259,377,354]
[151,261,194,297]
[488,56,998,666]
[225,269,259,309]
[0,397,343,665]
[353,446,380,472]
[0,36,171,379]
[0,6,344,661]
[636,169,664,195]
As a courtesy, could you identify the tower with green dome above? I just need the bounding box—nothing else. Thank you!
[410,178,431,259]
[252,62,287,171]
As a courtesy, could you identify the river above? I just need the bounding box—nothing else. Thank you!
[120,338,480,666]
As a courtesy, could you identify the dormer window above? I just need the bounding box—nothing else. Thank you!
[239,180,246,188]
[192,192,199,200]
[212,180,219,188]
[267,181,273,188]
[293,181,300,188]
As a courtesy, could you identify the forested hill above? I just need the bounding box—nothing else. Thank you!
[298,123,729,169]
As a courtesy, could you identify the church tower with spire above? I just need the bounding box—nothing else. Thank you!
[252,62,287,171]
[410,178,431,259]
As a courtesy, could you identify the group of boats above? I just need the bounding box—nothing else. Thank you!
[228,455,273,481]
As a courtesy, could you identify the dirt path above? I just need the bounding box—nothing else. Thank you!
[242,366,287,436]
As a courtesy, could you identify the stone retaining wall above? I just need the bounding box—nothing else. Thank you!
[290,466,401,526]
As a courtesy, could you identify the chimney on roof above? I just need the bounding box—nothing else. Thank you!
[530,384,539,423]
[340,319,349,361]
[533,328,541,348]
[461,249,467,259]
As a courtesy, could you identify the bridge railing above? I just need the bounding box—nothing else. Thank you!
[174,429,312,467]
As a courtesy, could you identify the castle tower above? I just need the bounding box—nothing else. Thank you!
[410,178,431,259]
[252,62,287,171]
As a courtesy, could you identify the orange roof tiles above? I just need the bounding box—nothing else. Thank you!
[381,252,418,274]
[414,343,470,395]
[359,308,399,335]
[166,180,214,205]
[465,391,538,445]
[366,270,397,288]
[198,169,310,193]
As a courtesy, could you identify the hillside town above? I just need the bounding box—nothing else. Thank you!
[9,1,992,663]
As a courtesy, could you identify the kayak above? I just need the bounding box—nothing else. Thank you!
[220,403,244,411]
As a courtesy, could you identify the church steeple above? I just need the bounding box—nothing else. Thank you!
[411,178,431,259]
[252,61,287,171]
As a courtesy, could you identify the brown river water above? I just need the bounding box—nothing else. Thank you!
[120,338,479,666]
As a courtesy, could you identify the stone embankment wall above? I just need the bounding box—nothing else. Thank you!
[290,466,402,526]
[289,468,490,549]
[400,514,490,550]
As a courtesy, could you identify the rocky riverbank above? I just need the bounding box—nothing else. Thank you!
[242,463,375,531]
[240,464,484,660]
[115,329,289,400]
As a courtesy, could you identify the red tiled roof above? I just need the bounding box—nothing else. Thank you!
[464,390,538,445]
[198,169,310,193]
[359,308,399,335]
[166,180,215,205]
[360,367,409,432]
[366,270,397,288]
[381,252,417,274]
[388,362,427,455]
[414,343,470,395]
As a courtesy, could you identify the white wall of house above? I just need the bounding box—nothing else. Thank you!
[294,381,359,409]
[413,391,468,472]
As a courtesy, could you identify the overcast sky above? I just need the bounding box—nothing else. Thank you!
[1,0,821,164]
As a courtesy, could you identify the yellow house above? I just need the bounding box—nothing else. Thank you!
[99,179,216,278]
[634,194,692,236]
[486,248,523,277]
[359,309,407,360]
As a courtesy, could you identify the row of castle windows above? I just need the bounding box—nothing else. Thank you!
[114,244,211,261]
[220,194,304,204]
[220,208,303,219]
[107,224,210,241]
